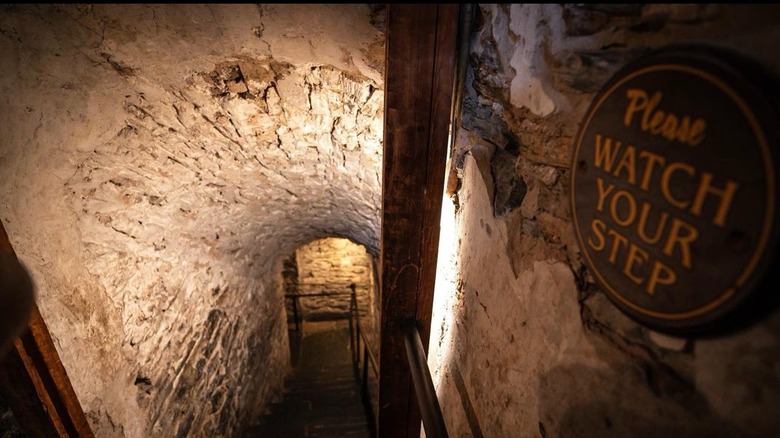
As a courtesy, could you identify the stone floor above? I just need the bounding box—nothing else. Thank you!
[246,321,372,437]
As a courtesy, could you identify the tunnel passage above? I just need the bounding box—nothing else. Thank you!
[0,4,385,437]
[7,4,780,438]
[282,238,379,337]
[248,237,380,436]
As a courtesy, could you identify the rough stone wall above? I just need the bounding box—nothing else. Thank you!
[288,238,377,339]
[430,4,780,438]
[0,4,383,437]
[283,237,380,362]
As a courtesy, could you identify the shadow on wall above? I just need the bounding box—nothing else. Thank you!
[0,250,35,357]
[536,363,744,438]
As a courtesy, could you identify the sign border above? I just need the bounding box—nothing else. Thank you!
[571,51,777,330]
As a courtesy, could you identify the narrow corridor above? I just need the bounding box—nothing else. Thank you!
[247,321,372,437]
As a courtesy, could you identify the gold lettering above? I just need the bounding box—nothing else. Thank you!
[675,116,691,143]
[649,108,665,134]
[690,172,739,227]
[660,113,679,141]
[606,228,629,264]
[593,134,622,172]
[638,149,666,191]
[675,117,691,143]
[595,177,614,212]
[689,119,706,146]
[662,217,700,269]
[660,161,695,209]
[624,89,648,127]
[587,215,682,296]
[636,202,669,245]
[587,218,607,251]
[623,243,649,285]
[624,88,706,146]
[642,92,663,131]
[609,190,637,227]
[613,144,637,185]
[646,261,677,295]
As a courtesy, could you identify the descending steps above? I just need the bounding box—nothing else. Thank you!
[247,321,373,438]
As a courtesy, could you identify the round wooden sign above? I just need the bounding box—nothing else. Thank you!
[571,46,780,335]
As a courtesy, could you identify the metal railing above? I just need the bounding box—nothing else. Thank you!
[402,320,449,438]
[283,292,447,438]
[284,287,380,437]
[351,292,379,436]
[285,291,353,332]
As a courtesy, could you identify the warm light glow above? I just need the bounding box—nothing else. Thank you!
[428,131,460,390]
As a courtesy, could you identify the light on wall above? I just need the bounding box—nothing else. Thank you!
[428,129,461,389]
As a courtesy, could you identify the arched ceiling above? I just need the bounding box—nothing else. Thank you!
[0,4,385,436]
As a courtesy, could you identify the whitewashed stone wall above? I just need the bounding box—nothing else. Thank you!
[0,4,383,437]
[430,4,780,438]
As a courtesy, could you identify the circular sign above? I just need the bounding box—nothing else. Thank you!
[571,46,780,335]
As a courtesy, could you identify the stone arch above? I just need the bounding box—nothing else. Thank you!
[275,234,379,356]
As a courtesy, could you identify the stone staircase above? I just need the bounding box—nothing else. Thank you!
[247,321,374,437]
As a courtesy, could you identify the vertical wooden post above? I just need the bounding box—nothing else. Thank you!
[0,221,94,437]
[378,4,460,437]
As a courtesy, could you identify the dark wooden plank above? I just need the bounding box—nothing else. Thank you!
[25,307,95,437]
[379,4,460,438]
[0,220,94,437]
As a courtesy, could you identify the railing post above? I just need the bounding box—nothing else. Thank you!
[348,296,357,368]
[362,346,369,396]
[350,286,359,365]
[292,296,300,332]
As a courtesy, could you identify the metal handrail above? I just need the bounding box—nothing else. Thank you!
[284,286,380,437]
[349,291,379,374]
[351,291,379,438]
[283,292,446,438]
[402,320,449,438]
[356,320,379,376]
[284,291,357,331]
[286,282,368,287]
[285,291,354,298]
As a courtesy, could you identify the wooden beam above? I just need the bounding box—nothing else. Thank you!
[0,221,94,437]
[378,4,460,438]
